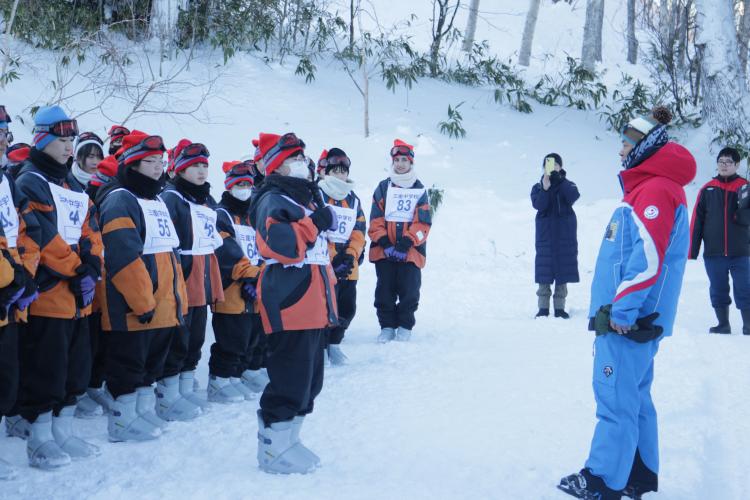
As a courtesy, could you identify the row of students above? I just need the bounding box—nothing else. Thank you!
[0,104,432,477]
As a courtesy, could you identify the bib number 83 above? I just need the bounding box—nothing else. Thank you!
[397,199,412,212]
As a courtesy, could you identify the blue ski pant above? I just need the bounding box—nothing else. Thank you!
[585,333,660,491]
[704,256,750,310]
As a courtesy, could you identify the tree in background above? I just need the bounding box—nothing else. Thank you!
[461,0,480,52]
[519,0,541,67]
[627,0,637,63]
[581,0,604,70]
[429,0,461,77]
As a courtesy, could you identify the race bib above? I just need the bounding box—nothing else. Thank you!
[0,177,19,248]
[384,187,425,223]
[233,223,260,265]
[36,174,88,246]
[327,199,358,244]
[138,197,180,255]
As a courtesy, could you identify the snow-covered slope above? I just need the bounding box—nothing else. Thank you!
[1,3,750,499]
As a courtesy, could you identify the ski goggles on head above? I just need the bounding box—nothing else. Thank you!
[319,155,351,169]
[277,132,305,151]
[77,131,104,146]
[228,159,255,176]
[390,145,414,158]
[178,143,210,160]
[122,135,166,156]
[33,119,79,138]
[109,125,130,138]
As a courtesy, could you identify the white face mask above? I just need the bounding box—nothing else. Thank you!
[288,159,310,180]
[231,186,252,201]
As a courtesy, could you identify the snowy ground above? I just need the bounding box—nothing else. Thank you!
[2,3,750,497]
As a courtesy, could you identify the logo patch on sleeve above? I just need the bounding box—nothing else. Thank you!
[603,366,614,378]
[644,205,659,220]
[605,221,618,241]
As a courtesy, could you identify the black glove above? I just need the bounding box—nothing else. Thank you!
[137,309,155,324]
[549,170,562,185]
[240,278,258,303]
[594,305,663,343]
[377,236,392,249]
[331,252,347,269]
[333,254,355,279]
[739,184,750,210]
[310,206,334,233]
[78,253,102,280]
[394,237,414,253]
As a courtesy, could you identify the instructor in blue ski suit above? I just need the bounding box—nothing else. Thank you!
[559,106,696,499]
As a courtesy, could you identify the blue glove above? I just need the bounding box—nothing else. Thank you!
[241,280,257,302]
[15,289,38,311]
[384,247,407,262]
[71,274,96,307]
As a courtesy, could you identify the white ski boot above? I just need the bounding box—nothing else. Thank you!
[241,369,270,393]
[291,415,321,467]
[27,411,71,470]
[89,384,115,414]
[327,345,348,366]
[256,411,316,474]
[230,377,255,401]
[108,392,161,442]
[5,415,30,439]
[74,392,102,419]
[136,386,168,431]
[52,406,100,459]
[207,375,244,404]
[155,375,201,421]
[377,327,395,343]
[395,327,411,342]
[179,371,210,411]
[0,457,17,480]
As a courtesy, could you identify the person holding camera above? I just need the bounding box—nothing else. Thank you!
[530,153,579,319]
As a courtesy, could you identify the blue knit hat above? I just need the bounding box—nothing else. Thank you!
[0,104,10,130]
[33,105,72,151]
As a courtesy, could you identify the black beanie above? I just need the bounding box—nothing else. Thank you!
[717,147,741,163]
[543,153,563,168]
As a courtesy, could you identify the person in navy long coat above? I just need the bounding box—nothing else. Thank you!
[530,153,580,318]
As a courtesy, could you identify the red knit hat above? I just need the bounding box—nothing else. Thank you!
[391,138,415,162]
[118,130,165,166]
[170,139,209,175]
[222,160,254,190]
[251,138,262,163]
[90,155,118,187]
[6,143,30,164]
[259,132,305,176]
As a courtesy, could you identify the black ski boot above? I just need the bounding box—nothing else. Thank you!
[742,309,750,335]
[708,307,731,334]
[558,469,622,499]
[555,309,570,319]
[623,449,658,499]
[535,308,549,318]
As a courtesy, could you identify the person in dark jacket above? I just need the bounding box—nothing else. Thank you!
[208,160,262,403]
[689,147,750,335]
[250,132,338,474]
[15,106,104,469]
[530,153,580,319]
[318,148,367,365]
[369,139,432,343]
[160,139,224,418]
[98,130,188,440]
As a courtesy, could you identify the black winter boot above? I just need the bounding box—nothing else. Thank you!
[623,449,658,499]
[558,468,622,499]
[535,308,549,318]
[709,307,731,334]
[741,310,750,335]
[555,309,570,319]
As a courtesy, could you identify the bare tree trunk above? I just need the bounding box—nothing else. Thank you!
[1,0,20,90]
[676,0,691,71]
[627,0,638,63]
[349,0,355,48]
[739,0,750,78]
[519,0,541,67]
[581,0,604,70]
[695,0,749,137]
[363,61,369,138]
[461,0,480,52]
[430,0,461,77]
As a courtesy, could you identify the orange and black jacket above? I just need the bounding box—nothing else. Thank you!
[213,191,262,315]
[690,174,750,258]
[248,175,337,334]
[368,178,431,269]
[321,189,366,280]
[0,171,41,327]
[162,179,224,308]
[16,152,103,319]
[96,179,187,332]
